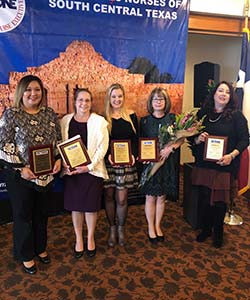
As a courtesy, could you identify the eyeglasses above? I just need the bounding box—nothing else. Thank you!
[152,98,165,102]
[76,99,91,103]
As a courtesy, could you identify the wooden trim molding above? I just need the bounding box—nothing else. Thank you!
[188,13,246,36]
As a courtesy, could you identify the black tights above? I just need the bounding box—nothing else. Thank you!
[104,187,128,226]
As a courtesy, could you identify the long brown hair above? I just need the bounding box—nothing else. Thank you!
[203,81,237,120]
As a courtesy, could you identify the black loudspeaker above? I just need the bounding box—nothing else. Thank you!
[0,199,12,225]
[183,163,202,229]
[194,61,220,107]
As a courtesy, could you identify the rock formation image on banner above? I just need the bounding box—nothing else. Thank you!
[0,41,183,119]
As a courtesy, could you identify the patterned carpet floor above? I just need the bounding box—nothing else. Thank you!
[0,194,250,300]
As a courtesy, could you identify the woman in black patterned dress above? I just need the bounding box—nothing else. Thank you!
[0,75,62,274]
[104,83,138,247]
[140,87,183,244]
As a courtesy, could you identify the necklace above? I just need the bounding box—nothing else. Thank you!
[209,113,222,123]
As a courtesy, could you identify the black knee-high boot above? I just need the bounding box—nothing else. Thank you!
[196,187,213,242]
[213,201,227,248]
[196,205,213,242]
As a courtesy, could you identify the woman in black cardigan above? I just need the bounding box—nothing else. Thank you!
[191,81,249,248]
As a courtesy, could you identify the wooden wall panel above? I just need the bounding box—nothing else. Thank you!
[188,13,245,36]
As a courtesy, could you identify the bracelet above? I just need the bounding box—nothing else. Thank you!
[230,153,235,160]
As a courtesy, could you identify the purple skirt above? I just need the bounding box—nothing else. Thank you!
[64,173,103,212]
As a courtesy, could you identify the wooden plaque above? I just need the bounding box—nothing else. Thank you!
[29,144,54,176]
[204,135,228,161]
[138,137,159,162]
[111,140,133,166]
[57,135,91,171]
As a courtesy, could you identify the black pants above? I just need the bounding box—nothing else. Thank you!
[5,176,50,262]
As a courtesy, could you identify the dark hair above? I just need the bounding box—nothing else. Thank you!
[73,88,93,113]
[147,87,171,114]
[202,81,238,120]
[13,75,46,108]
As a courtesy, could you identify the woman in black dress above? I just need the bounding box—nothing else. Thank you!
[104,83,138,247]
[61,88,109,257]
[140,87,183,244]
[191,81,249,248]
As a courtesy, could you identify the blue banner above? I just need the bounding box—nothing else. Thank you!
[0,0,190,202]
[0,0,190,84]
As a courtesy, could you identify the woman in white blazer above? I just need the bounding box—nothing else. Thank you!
[60,88,109,258]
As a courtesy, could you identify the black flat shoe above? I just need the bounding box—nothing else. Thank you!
[23,263,37,275]
[157,235,165,242]
[38,254,51,264]
[86,248,96,258]
[148,235,158,245]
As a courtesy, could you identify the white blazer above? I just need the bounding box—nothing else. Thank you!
[60,113,109,179]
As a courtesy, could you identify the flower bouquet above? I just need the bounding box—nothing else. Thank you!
[139,111,205,188]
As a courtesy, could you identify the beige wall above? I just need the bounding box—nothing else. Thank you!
[181,33,242,164]
[190,0,247,17]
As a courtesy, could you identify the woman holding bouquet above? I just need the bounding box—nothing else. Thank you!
[191,81,249,248]
[104,83,138,247]
[140,87,183,244]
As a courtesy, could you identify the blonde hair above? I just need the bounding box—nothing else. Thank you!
[104,83,136,134]
[13,75,46,109]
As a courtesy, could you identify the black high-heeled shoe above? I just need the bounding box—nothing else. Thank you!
[74,246,84,259]
[86,248,96,258]
[23,262,37,275]
[148,235,158,245]
[156,235,165,242]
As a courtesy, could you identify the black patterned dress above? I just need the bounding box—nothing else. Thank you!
[139,113,180,201]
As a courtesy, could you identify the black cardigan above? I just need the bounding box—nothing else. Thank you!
[191,109,249,178]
